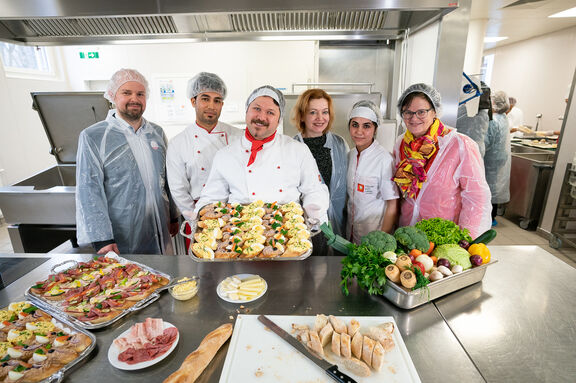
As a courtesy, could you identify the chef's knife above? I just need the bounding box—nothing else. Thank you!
[258,315,357,383]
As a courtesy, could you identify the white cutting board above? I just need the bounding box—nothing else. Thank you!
[219,315,421,383]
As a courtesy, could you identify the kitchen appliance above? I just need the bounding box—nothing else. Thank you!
[0,92,111,252]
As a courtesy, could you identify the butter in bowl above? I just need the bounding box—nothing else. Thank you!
[168,276,199,301]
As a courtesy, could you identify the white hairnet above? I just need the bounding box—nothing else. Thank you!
[398,83,442,116]
[246,85,286,117]
[186,72,227,99]
[104,68,149,103]
[348,100,382,125]
[492,91,510,114]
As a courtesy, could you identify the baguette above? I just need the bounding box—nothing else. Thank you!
[163,323,233,383]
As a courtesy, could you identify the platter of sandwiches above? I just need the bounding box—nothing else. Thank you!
[188,201,314,261]
[25,255,171,329]
[0,301,95,383]
[219,314,421,382]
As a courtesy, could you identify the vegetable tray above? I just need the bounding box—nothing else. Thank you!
[381,258,498,309]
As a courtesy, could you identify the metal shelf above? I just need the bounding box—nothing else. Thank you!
[550,163,576,249]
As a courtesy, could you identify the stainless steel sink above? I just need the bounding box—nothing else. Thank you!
[512,152,556,163]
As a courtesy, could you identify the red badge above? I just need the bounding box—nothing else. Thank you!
[318,174,322,182]
[357,183,364,192]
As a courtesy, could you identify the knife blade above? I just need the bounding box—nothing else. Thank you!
[258,315,357,383]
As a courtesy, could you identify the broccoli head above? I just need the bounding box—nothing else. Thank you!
[360,231,397,253]
[394,226,429,252]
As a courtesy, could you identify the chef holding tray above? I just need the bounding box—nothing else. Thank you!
[194,85,329,225]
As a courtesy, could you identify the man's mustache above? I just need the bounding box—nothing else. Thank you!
[251,119,269,127]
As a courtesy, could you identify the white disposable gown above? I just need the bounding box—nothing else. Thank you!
[293,132,349,236]
[484,113,511,204]
[347,140,399,244]
[393,128,492,239]
[166,122,242,219]
[196,132,330,223]
[76,110,174,255]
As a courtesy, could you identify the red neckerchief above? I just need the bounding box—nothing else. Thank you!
[245,129,276,167]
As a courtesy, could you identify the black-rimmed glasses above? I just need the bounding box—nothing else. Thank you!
[401,108,433,119]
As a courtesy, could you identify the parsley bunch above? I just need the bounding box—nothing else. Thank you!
[340,244,393,296]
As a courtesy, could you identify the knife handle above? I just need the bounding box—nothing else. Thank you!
[326,365,358,383]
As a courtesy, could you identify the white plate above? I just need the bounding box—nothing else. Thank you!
[108,321,179,370]
[219,315,421,383]
[217,274,267,303]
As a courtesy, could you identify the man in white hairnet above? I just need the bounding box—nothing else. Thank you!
[195,85,329,225]
[167,72,241,222]
[76,68,178,255]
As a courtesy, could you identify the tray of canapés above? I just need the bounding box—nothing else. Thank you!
[25,254,173,330]
[183,201,314,261]
[0,300,95,383]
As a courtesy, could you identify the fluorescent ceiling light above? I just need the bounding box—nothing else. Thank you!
[484,36,508,43]
[549,7,576,18]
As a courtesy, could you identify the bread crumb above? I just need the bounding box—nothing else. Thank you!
[240,305,245,309]
[229,315,234,320]
[246,345,252,350]
[388,366,396,374]
[254,367,263,377]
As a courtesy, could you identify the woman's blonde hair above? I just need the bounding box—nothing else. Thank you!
[291,88,334,134]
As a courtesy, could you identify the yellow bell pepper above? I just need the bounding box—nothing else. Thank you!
[468,243,490,264]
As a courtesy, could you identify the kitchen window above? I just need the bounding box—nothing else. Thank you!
[0,42,54,78]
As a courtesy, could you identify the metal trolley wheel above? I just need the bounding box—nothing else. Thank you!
[549,236,562,249]
[519,219,531,230]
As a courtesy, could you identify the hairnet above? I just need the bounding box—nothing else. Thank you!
[246,85,286,117]
[508,97,517,107]
[186,72,227,99]
[492,91,510,114]
[348,100,381,125]
[397,83,442,116]
[105,68,149,103]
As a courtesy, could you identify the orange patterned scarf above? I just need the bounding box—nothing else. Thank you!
[393,119,449,199]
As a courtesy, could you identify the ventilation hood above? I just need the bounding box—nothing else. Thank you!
[0,0,458,45]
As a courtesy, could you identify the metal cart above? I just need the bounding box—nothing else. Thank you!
[549,163,576,249]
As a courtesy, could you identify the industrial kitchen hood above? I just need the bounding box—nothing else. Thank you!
[0,0,458,45]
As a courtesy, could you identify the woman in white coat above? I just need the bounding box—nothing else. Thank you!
[292,89,348,236]
[346,100,400,244]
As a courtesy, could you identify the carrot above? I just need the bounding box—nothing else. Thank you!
[430,255,438,265]
[425,241,435,255]
[409,249,422,256]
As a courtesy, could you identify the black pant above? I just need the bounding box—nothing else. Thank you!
[491,204,498,220]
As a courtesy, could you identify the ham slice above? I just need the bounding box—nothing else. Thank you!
[117,324,179,365]
[114,318,174,354]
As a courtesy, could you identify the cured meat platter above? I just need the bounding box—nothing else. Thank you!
[25,254,172,330]
[0,300,96,383]
[219,315,421,383]
[182,201,315,262]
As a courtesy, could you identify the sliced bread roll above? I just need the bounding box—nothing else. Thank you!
[340,333,351,359]
[314,314,329,333]
[361,336,376,367]
[307,331,324,358]
[331,332,341,357]
[341,357,372,377]
[319,322,334,347]
[329,315,347,334]
[347,319,360,338]
[368,326,395,353]
[371,342,385,372]
[351,331,363,360]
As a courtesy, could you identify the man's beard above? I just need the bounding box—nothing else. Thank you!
[118,104,144,122]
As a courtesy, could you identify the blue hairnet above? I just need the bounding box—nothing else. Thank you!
[186,72,227,99]
[397,83,442,116]
[492,91,510,114]
[105,68,149,102]
[246,85,286,117]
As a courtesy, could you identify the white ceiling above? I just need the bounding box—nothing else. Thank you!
[472,0,576,49]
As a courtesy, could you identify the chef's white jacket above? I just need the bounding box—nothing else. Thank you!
[167,122,242,219]
[347,140,399,244]
[196,132,329,223]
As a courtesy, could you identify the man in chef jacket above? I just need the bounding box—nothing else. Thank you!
[166,72,241,221]
[195,85,329,224]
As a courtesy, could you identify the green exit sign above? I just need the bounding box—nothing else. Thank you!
[79,52,99,59]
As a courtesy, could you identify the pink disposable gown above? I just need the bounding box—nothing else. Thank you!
[393,128,492,239]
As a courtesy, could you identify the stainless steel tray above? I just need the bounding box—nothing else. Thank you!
[381,258,498,309]
[183,203,316,262]
[1,301,96,383]
[25,254,172,330]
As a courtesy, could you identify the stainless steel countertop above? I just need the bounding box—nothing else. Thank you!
[1,246,573,382]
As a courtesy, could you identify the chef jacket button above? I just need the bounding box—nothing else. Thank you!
[245,150,249,153]
[201,167,205,171]
[248,170,252,173]
[197,150,201,153]
[221,134,224,137]
[279,189,283,192]
[252,192,255,196]
[195,135,198,138]
[277,166,280,169]
[203,184,205,187]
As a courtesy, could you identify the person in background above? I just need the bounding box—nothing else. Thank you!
[195,85,329,226]
[346,100,399,244]
[393,83,491,239]
[76,68,178,255]
[507,97,525,139]
[292,89,348,237]
[455,81,492,156]
[485,91,511,227]
[166,73,241,250]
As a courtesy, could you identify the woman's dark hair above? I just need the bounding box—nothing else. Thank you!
[400,92,435,112]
